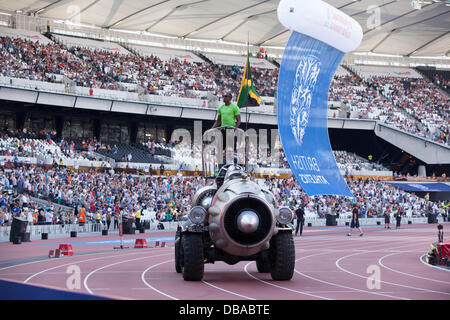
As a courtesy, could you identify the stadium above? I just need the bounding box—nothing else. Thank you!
[0,0,448,306]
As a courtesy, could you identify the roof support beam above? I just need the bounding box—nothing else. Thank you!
[370,29,399,53]
[370,9,450,53]
[105,0,172,29]
[220,9,276,41]
[67,0,101,21]
[257,29,289,47]
[365,3,434,35]
[349,0,398,17]
[407,31,450,56]
[145,0,208,32]
[34,0,67,15]
[182,0,271,38]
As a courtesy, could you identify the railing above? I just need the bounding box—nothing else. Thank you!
[0,216,441,242]
[303,216,435,227]
[0,219,180,242]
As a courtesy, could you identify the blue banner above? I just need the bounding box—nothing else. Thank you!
[277,31,353,197]
[388,182,450,192]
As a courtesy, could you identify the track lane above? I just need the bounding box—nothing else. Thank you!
[0,223,447,300]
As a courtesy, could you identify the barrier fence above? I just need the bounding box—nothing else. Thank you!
[0,217,443,243]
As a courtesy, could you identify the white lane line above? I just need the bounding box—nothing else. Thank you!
[0,250,125,273]
[201,238,343,301]
[336,252,450,296]
[140,259,179,300]
[419,254,450,273]
[240,238,361,301]
[294,252,408,300]
[23,250,161,284]
[83,252,172,295]
[243,261,332,300]
[201,280,256,300]
[292,241,433,300]
[378,252,450,284]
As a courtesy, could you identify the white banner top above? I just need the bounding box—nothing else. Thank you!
[277,0,363,53]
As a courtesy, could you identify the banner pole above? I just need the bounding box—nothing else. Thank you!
[246,33,249,132]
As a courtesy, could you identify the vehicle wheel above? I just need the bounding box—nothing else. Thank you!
[182,233,204,281]
[256,259,271,273]
[174,230,182,273]
[269,232,295,280]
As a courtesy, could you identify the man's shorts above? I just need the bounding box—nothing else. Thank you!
[350,220,360,228]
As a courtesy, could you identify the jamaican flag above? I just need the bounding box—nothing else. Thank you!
[236,54,262,108]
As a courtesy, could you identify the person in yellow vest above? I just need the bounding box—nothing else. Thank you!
[442,202,449,222]
[135,206,142,231]
[172,207,178,221]
[95,211,101,232]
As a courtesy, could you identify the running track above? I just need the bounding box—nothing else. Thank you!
[0,223,448,300]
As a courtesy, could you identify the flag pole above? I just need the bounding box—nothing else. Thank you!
[245,32,249,171]
[246,32,249,132]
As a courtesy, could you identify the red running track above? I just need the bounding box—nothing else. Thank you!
[0,223,449,300]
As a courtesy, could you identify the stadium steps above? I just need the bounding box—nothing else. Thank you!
[341,64,359,77]
[119,42,140,57]
[42,32,56,43]
[195,52,213,64]
[415,67,450,97]
[94,143,157,163]
[270,59,280,68]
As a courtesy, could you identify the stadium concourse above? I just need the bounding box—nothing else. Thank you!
[0,0,448,302]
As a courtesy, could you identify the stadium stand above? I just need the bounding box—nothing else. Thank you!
[0,26,447,149]
[333,150,389,173]
[129,44,205,63]
[348,65,423,79]
[0,26,53,44]
[0,165,445,229]
[0,15,446,247]
[53,34,131,55]
[203,52,277,69]
[416,66,450,94]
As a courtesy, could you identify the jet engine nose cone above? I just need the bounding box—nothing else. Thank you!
[237,210,259,233]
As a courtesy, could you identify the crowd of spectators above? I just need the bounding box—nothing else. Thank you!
[329,75,449,146]
[0,129,102,163]
[0,36,81,82]
[169,139,388,173]
[0,166,199,226]
[68,45,219,96]
[0,36,218,97]
[0,162,447,228]
[0,187,73,227]
[262,176,446,220]
[333,150,388,173]
[0,35,448,147]
[210,64,278,98]
[433,73,449,93]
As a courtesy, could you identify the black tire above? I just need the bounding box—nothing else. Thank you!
[256,259,271,273]
[175,230,182,273]
[182,233,204,281]
[269,232,295,280]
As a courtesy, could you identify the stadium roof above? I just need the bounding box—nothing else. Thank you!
[1,0,449,57]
